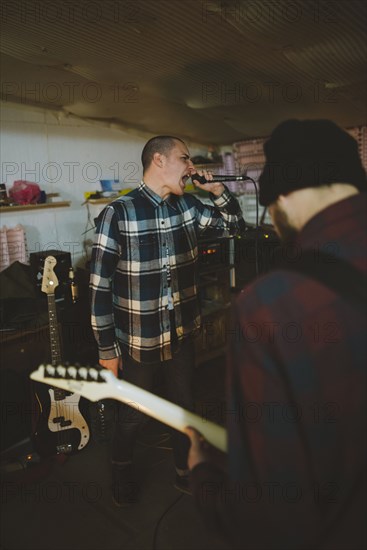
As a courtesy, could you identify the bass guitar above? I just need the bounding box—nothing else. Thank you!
[32,256,90,456]
[30,363,227,452]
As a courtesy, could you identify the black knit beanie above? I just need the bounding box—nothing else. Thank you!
[259,119,367,206]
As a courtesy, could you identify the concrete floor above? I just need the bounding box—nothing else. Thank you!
[1,357,230,550]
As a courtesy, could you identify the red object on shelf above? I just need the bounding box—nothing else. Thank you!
[9,180,41,205]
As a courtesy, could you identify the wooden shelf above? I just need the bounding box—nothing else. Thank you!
[86,198,115,204]
[0,201,71,213]
[195,163,223,169]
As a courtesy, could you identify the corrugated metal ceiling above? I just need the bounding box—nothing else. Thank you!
[1,0,366,144]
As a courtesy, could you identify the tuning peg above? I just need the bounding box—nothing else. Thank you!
[78,367,88,379]
[56,365,66,377]
[46,365,56,376]
[68,366,77,378]
[89,368,99,380]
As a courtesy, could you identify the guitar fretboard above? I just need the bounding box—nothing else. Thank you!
[47,294,64,400]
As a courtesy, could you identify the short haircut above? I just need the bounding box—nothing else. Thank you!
[141,136,185,172]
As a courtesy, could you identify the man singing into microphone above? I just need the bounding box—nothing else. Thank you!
[89,135,245,506]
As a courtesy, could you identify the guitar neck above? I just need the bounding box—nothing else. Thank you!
[47,294,62,366]
[30,365,227,452]
[41,255,64,400]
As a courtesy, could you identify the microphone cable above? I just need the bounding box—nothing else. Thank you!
[242,176,260,277]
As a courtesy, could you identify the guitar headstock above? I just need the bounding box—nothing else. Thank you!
[30,364,112,402]
[41,256,59,295]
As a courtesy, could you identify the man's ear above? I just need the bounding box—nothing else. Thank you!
[277,194,288,208]
[277,194,286,202]
[152,152,164,168]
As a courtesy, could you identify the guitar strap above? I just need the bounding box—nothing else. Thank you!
[276,249,367,313]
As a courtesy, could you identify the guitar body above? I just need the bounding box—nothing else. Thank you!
[32,255,90,457]
[33,386,90,456]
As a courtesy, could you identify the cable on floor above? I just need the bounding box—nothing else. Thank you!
[152,492,184,550]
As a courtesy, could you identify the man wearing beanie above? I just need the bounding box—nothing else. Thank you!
[185,120,366,550]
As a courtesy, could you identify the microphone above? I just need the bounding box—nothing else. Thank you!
[191,173,252,184]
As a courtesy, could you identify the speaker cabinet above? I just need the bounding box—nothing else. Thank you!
[0,325,50,456]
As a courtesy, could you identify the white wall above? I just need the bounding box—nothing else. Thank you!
[0,102,207,267]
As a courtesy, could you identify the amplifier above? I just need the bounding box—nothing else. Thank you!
[234,227,280,288]
[198,237,231,271]
[30,250,72,302]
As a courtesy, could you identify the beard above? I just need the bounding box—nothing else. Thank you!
[270,203,298,244]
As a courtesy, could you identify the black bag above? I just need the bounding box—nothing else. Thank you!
[0,261,47,328]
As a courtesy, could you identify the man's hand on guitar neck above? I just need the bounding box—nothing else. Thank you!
[99,357,122,378]
[185,426,227,471]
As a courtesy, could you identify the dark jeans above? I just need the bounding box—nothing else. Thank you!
[112,338,195,470]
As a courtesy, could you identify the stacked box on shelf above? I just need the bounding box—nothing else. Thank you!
[346,126,367,172]
[233,138,266,178]
[231,125,366,190]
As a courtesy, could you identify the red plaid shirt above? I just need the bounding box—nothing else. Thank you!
[191,193,367,550]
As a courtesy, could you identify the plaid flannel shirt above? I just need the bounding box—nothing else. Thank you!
[191,193,367,550]
[90,181,245,363]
